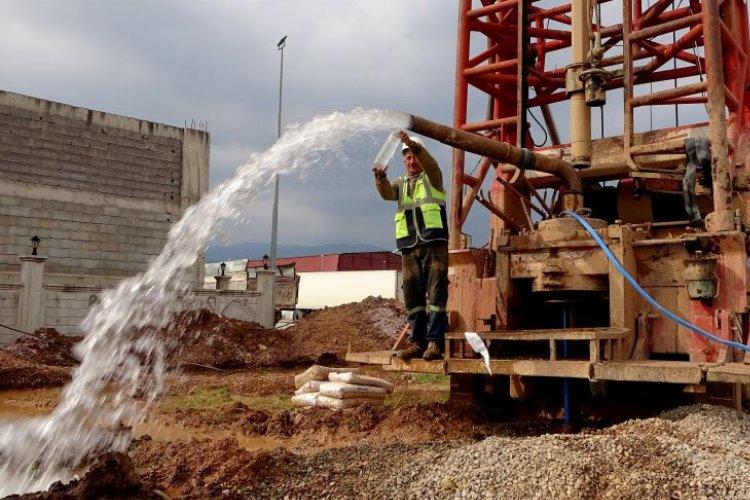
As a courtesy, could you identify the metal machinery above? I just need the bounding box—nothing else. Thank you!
[349,0,750,411]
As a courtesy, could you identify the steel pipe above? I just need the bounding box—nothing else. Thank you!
[407,115,583,212]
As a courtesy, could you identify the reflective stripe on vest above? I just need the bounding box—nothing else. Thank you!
[394,173,448,247]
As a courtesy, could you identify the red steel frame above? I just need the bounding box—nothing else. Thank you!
[450,0,750,248]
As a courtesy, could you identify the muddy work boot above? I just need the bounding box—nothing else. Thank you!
[395,343,425,360]
[422,341,443,361]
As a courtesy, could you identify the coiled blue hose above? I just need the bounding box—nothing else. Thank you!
[561,210,750,353]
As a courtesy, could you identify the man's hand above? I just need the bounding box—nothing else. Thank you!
[372,163,388,180]
[397,131,410,145]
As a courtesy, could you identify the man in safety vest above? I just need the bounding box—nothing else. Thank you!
[372,131,448,361]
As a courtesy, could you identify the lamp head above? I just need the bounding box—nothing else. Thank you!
[31,235,40,256]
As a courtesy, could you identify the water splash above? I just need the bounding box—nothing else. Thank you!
[0,108,410,495]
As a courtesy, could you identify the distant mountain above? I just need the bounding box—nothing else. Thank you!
[204,241,391,262]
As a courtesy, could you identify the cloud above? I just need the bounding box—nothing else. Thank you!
[3,0,705,252]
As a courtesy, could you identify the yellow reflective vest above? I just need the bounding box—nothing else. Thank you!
[394,172,448,250]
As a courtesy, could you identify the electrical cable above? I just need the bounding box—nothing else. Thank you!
[562,210,750,353]
[0,321,37,337]
[527,109,549,147]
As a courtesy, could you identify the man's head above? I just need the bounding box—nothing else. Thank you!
[402,136,423,177]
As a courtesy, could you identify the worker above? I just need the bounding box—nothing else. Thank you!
[372,131,448,361]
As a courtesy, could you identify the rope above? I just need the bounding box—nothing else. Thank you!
[562,211,750,352]
[0,321,38,337]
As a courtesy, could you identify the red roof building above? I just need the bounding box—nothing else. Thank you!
[246,251,401,272]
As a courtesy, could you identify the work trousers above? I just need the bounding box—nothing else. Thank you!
[401,241,449,345]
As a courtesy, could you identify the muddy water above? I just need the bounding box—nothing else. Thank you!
[0,389,292,453]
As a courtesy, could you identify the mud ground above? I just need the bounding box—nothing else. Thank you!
[2,300,748,499]
[3,367,749,499]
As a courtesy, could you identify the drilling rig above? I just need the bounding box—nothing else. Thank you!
[349,0,750,414]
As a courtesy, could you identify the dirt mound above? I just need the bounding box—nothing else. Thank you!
[132,436,294,497]
[288,296,406,361]
[2,329,81,367]
[161,297,405,370]
[9,452,159,499]
[160,309,307,369]
[0,327,81,390]
[228,402,493,444]
[0,351,71,390]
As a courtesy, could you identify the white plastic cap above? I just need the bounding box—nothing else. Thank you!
[401,136,423,153]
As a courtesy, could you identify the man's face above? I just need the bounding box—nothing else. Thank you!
[403,151,422,176]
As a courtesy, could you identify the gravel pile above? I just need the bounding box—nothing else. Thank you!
[388,404,750,499]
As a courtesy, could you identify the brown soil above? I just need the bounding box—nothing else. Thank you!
[0,328,80,390]
[288,296,405,361]
[0,297,405,391]
[159,296,404,371]
[168,370,298,397]
[2,329,81,367]
[132,436,294,498]
[8,452,160,499]
[159,309,307,370]
[129,434,457,499]
[0,351,71,391]
[170,401,541,446]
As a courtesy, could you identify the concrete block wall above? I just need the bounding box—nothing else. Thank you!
[186,290,263,325]
[0,90,209,285]
[0,287,19,343]
[44,287,104,335]
[0,195,174,276]
[0,90,215,336]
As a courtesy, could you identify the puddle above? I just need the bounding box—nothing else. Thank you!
[135,418,290,451]
[0,389,290,452]
[0,388,60,420]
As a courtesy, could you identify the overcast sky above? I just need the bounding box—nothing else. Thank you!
[0,0,478,251]
[0,0,712,251]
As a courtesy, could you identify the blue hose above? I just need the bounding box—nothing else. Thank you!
[561,211,750,353]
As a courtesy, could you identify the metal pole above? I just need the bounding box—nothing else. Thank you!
[270,36,286,270]
[450,0,471,250]
[702,0,733,231]
[562,304,570,428]
[569,0,592,168]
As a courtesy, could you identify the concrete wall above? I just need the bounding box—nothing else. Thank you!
[0,90,217,337]
[0,90,208,286]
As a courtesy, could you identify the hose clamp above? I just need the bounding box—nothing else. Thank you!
[520,148,535,170]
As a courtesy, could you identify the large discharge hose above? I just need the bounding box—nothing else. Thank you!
[407,115,583,212]
[563,211,750,353]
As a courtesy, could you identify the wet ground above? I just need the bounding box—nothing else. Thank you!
[0,367,473,498]
[3,368,749,499]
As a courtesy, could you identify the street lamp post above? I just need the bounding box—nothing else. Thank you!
[270,35,287,271]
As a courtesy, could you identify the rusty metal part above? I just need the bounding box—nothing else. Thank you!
[475,190,525,232]
[684,252,719,300]
[460,157,494,225]
[408,115,583,211]
[703,0,734,231]
[568,0,592,168]
[450,0,472,250]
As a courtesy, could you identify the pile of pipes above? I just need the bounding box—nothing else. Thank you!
[292,365,394,410]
